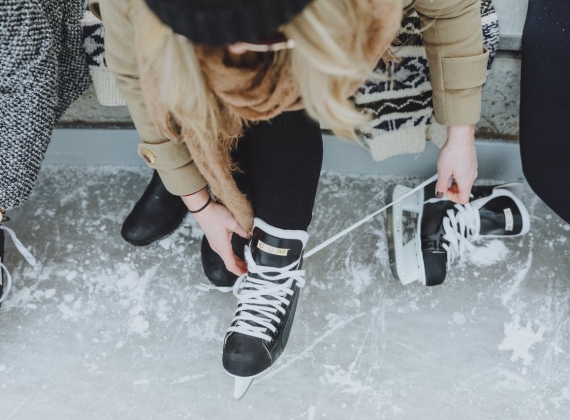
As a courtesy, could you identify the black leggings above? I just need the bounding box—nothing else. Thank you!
[231,110,323,232]
[520,0,570,223]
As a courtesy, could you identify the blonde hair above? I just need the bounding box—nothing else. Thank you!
[132,0,401,230]
[133,0,401,141]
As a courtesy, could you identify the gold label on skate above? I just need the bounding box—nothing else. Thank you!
[504,208,514,231]
[257,240,289,256]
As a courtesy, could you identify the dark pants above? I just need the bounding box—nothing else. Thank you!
[232,110,323,232]
[520,0,570,223]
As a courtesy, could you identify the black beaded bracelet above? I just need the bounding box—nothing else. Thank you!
[188,196,212,213]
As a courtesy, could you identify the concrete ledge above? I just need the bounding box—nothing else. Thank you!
[498,34,522,51]
[47,129,524,181]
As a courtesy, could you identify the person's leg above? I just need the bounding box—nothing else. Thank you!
[223,110,323,394]
[240,110,324,231]
[520,0,570,223]
[201,110,323,288]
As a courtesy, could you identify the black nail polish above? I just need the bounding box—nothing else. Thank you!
[436,192,444,199]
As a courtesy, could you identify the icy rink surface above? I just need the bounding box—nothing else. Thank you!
[2,166,570,420]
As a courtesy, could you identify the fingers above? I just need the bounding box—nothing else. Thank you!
[192,201,250,276]
[435,172,452,199]
[437,177,473,204]
[232,221,249,240]
[444,183,462,204]
[454,180,472,204]
[219,248,247,276]
[436,124,478,205]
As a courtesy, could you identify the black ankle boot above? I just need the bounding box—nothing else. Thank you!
[201,233,248,288]
[121,170,188,246]
[223,218,308,398]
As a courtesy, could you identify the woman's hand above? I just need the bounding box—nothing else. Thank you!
[435,125,478,204]
[182,188,249,276]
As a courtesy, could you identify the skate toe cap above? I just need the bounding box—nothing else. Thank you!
[223,333,272,377]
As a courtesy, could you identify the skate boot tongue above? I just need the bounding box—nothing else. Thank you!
[475,195,525,236]
[250,227,304,272]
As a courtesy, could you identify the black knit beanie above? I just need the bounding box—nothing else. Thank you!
[144,0,314,46]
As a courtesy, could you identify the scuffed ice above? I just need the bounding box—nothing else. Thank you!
[1,166,569,419]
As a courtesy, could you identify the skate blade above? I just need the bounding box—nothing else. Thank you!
[386,185,423,285]
[233,376,254,400]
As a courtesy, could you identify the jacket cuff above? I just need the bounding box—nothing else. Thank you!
[137,141,208,195]
[137,141,193,170]
[433,85,483,126]
[157,163,208,196]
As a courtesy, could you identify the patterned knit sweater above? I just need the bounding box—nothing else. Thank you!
[355,0,499,161]
[0,0,91,210]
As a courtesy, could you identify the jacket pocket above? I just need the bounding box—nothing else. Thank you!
[441,48,490,90]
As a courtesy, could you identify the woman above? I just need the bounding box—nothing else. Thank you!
[91,0,487,395]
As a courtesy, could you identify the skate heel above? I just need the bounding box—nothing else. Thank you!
[386,185,424,285]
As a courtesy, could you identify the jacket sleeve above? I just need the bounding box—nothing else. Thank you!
[412,0,488,126]
[91,0,208,195]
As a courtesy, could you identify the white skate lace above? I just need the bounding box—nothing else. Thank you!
[438,201,481,268]
[227,245,306,342]
[0,225,37,303]
[196,174,438,293]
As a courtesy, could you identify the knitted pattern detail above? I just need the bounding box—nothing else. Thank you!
[0,0,91,210]
[81,11,126,106]
[355,0,500,161]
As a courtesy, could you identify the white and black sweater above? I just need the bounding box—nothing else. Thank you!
[355,0,499,161]
[0,0,91,210]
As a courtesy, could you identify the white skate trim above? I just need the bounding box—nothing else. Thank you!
[0,225,37,303]
[227,245,306,342]
[390,184,424,285]
[469,187,531,237]
[253,218,308,246]
[195,283,233,293]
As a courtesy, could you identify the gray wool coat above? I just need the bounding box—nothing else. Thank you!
[0,0,91,210]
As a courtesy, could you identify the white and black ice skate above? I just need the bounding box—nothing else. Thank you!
[223,218,308,399]
[386,182,530,286]
[0,209,37,305]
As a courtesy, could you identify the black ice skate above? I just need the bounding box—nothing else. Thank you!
[386,182,530,286]
[223,218,308,399]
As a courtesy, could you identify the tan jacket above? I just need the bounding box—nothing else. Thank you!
[91,0,488,196]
